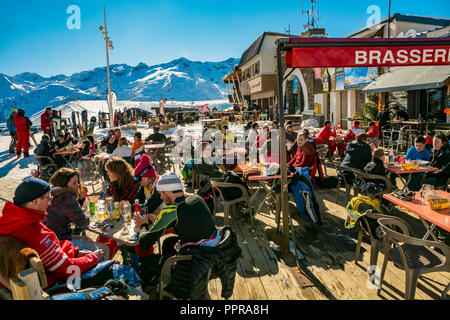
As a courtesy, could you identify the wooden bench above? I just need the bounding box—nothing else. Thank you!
[0,235,49,300]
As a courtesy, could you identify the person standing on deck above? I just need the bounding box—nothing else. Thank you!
[41,107,53,141]
[6,109,18,154]
[13,108,32,158]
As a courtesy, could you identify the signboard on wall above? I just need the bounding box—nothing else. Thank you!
[344,67,378,89]
[314,68,322,79]
[322,68,329,92]
[248,78,262,93]
[285,38,450,68]
[335,67,345,91]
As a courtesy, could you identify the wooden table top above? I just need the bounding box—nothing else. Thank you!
[383,191,450,232]
[53,149,80,156]
[87,216,139,246]
[384,164,438,175]
[144,143,166,150]
[201,119,221,122]
[389,120,433,125]
[237,163,293,181]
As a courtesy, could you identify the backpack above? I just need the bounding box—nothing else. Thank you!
[289,167,322,224]
[218,171,249,201]
[344,196,389,239]
[181,160,194,180]
[199,171,249,201]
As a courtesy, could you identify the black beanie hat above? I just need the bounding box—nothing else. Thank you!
[13,178,51,205]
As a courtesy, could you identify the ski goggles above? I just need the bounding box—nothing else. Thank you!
[133,164,154,182]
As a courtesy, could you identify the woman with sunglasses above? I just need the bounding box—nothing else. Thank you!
[104,157,141,202]
[98,157,142,262]
[43,168,95,247]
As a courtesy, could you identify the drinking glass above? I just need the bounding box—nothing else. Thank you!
[120,201,132,227]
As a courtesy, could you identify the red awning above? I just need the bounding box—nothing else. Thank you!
[285,37,450,68]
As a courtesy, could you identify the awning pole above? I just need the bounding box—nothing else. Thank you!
[276,40,290,254]
[232,74,241,104]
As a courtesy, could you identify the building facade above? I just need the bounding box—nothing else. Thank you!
[321,14,450,128]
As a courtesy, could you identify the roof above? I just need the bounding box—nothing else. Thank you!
[362,66,450,94]
[222,66,242,83]
[346,13,450,38]
[425,25,450,38]
[238,32,292,68]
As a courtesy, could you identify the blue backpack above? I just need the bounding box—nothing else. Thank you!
[289,167,322,224]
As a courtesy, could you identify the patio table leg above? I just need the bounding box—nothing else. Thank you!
[253,181,270,217]
[420,219,439,241]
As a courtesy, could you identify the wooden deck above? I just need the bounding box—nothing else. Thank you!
[2,165,448,300]
[204,167,450,300]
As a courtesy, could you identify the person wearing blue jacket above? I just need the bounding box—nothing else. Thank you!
[405,136,431,161]
[406,136,432,191]
[6,109,18,154]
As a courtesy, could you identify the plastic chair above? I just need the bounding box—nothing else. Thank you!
[377,217,450,300]
[34,155,57,170]
[353,171,394,199]
[34,155,58,181]
[381,125,392,149]
[210,180,253,225]
[334,165,361,205]
[159,255,194,300]
[316,144,329,177]
[353,211,403,270]
[158,228,234,300]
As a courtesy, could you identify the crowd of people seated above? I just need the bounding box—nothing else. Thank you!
[3,110,449,300]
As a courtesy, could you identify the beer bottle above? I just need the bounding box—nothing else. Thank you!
[134,199,141,216]
[89,201,96,216]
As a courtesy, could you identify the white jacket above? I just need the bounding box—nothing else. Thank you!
[111,146,133,158]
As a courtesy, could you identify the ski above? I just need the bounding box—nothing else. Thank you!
[76,111,84,139]
[71,111,79,139]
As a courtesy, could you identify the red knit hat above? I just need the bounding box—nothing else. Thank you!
[133,154,155,181]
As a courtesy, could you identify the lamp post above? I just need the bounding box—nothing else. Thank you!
[387,0,392,39]
[99,6,114,128]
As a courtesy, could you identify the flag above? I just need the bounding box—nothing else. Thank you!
[201,104,210,114]
[159,98,165,115]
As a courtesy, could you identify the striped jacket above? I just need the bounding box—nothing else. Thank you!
[131,140,145,163]
[0,202,98,288]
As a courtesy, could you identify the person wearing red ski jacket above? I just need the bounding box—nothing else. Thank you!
[41,107,52,138]
[288,131,317,168]
[13,108,32,158]
[316,120,337,153]
[0,178,99,289]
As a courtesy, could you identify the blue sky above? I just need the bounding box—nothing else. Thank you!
[0,0,448,77]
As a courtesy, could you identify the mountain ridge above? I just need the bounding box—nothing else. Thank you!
[0,57,239,121]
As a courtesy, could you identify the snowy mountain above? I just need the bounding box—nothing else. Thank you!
[0,57,239,121]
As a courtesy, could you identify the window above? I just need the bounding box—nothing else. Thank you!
[254,62,260,76]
